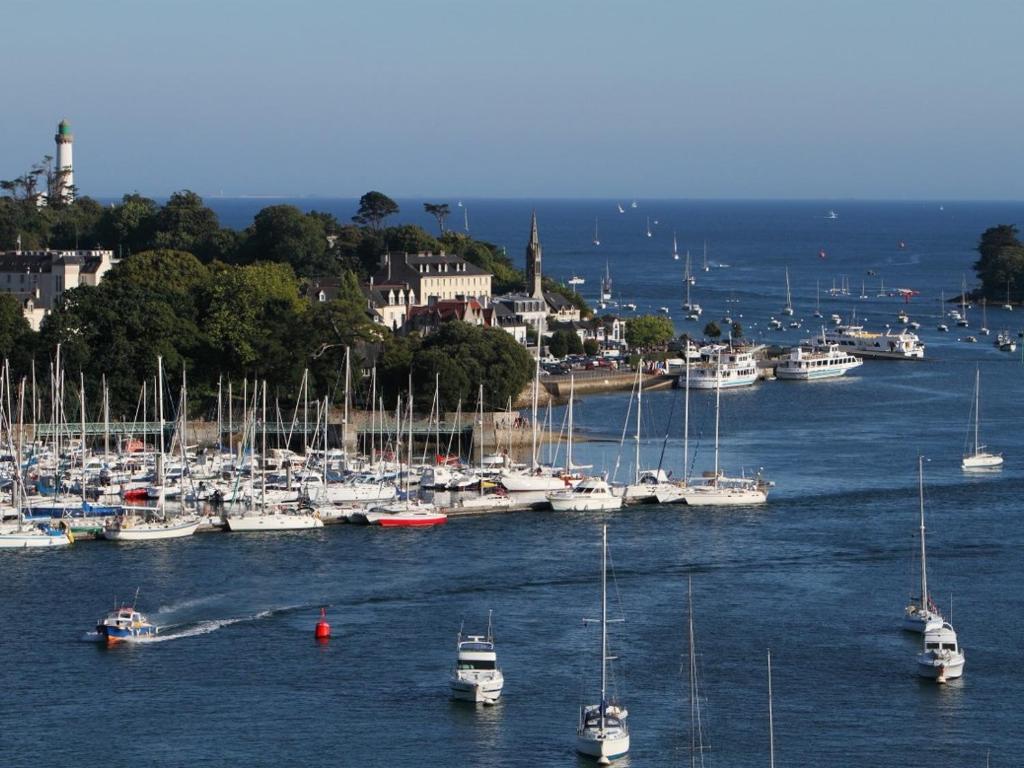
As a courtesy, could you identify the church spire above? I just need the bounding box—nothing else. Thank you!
[525,210,543,299]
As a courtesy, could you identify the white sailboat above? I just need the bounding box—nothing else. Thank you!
[781,267,794,316]
[644,216,652,238]
[593,218,601,246]
[601,261,613,303]
[902,456,944,633]
[957,276,969,327]
[681,350,770,506]
[702,239,710,272]
[576,525,629,764]
[617,203,625,214]
[979,298,990,335]
[685,577,711,766]
[937,291,949,332]
[813,280,823,318]
[463,206,470,233]
[962,368,1002,469]
[672,231,680,261]
[623,363,677,503]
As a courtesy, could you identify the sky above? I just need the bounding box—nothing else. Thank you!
[3,0,1023,200]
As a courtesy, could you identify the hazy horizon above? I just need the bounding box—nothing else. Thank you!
[5,0,1024,201]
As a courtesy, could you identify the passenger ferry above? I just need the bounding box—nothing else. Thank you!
[684,344,760,389]
[814,325,925,360]
[775,343,863,381]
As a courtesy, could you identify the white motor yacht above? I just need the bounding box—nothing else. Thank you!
[548,477,623,512]
[775,342,862,381]
[449,613,503,704]
[916,622,965,683]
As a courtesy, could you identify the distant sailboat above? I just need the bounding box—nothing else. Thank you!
[813,280,822,318]
[617,203,625,214]
[630,200,638,208]
[826,209,839,219]
[601,261,613,303]
[457,200,463,207]
[962,368,1002,470]
[464,207,470,233]
[781,268,794,316]
[672,232,680,261]
[593,218,601,246]
[645,217,652,238]
[702,239,709,272]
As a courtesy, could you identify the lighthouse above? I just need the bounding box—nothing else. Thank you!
[54,119,74,202]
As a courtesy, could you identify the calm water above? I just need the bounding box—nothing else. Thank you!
[4,200,1023,766]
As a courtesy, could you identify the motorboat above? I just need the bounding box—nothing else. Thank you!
[961,368,1002,469]
[814,324,925,360]
[916,622,965,683]
[576,526,629,764]
[96,601,157,644]
[685,344,760,390]
[449,612,503,704]
[547,477,623,512]
[775,342,863,381]
[902,457,944,633]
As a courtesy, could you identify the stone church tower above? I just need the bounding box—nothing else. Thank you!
[525,211,543,299]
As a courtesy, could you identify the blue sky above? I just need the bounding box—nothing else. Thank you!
[4,0,1023,199]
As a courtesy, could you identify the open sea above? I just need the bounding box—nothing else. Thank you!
[4,200,1024,766]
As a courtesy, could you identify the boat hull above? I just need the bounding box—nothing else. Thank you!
[576,732,629,764]
[102,519,201,541]
[917,654,965,682]
[962,453,1003,469]
[547,495,623,512]
[902,607,944,634]
[226,513,323,531]
[449,675,504,704]
[377,514,447,527]
[681,485,767,506]
[0,529,72,548]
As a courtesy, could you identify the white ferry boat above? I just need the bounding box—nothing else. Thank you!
[775,343,863,381]
[815,325,924,360]
[683,344,760,390]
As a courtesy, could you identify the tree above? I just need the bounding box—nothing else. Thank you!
[97,193,159,254]
[703,321,722,339]
[384,224,441,255]
[731,321,743,339]
[153,190,221,257]
[244,204,332,276]
[548,331,568,358]
[352,191,399,231]
[0,293,33,370]
[584,338,600,356]
[975,225,1024,302]
[411,321,533,412]
[626,315,675,348]
[423,203,451,234]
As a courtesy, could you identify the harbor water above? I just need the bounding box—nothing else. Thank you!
[4,199,1023,766]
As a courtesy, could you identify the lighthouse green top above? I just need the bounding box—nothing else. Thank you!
[58,119,71,136]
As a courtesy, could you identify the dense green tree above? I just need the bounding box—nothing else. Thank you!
[96,193,159,254]
[384,224,442,255]
[352,191,399,231]
[974,225,1024,302]
[153,190,221,257]
[703,321,722,339]
[731,321,744,339]
[0,293,34,370]
[423,203,451,234]
[46,197,105,249]
[583,338,600,356]
[244,204,333,276]
[411,321,533,412]
[626,315,675,348]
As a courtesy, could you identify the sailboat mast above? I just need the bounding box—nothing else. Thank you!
[713,351,721,481]
[688,576,698,768]
[683,355,690,484]
[566,375,575,474]
[767,650,775,768]
[634,361,642,485]
[918,455,929,612]
[974,368,981,454]
[531,355,540,469]
[600,524,608,727]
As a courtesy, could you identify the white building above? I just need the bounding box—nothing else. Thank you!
[0,249,115,330]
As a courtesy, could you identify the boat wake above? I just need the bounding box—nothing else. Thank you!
[143,610,277,642]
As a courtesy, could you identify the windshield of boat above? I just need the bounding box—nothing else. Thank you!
[457,660,496,670]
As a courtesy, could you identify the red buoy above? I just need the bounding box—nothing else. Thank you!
[315,607,331,641]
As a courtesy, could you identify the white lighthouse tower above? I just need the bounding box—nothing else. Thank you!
[54,118,74,202]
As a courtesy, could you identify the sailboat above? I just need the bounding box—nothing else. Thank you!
[645,217,652,238]
[630,200,638,209]
[593,218,601,246]
[686,577,711,766]
[979,298,990,335]
[813,280,823,318]
[622,363,676,504]
[1003,280,1013,311]
[702,239,710,272]
[962,368,1002,469]
[684,250,695,285]
[781,268,794,316]
[576,525,630,764]
[464,207,470,233]
[601,262,613,303]
[937,291,949,332]
[680,350,770,506]
[617,203,625,214]
[672,231,680,261]
[902,456,944,633]
[957,276,969,327]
